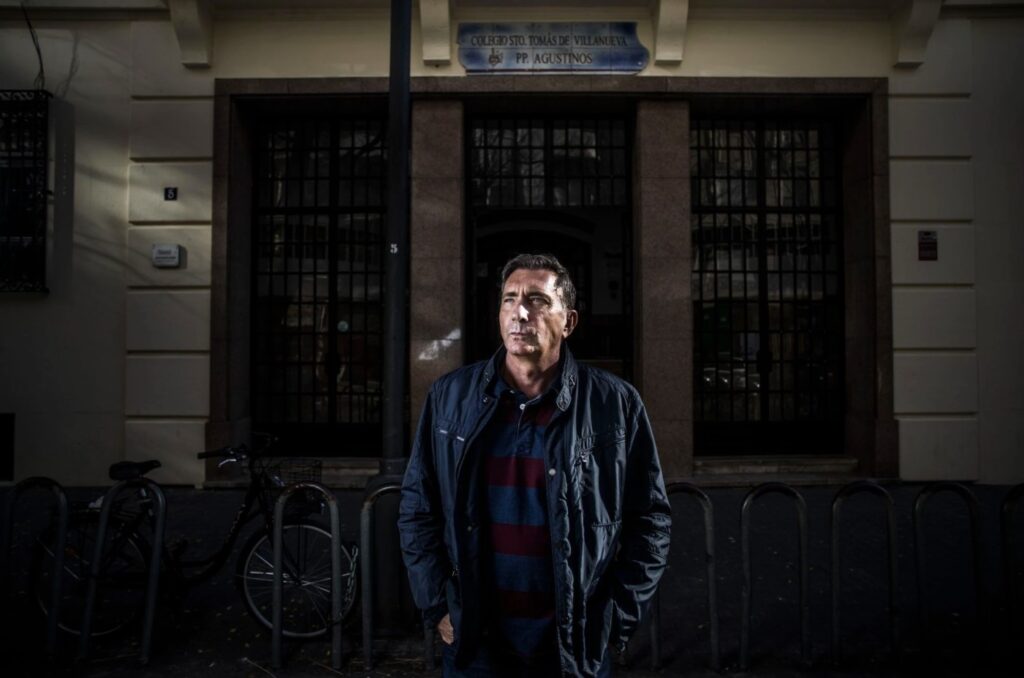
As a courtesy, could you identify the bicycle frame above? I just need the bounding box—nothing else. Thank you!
[78,451,294,587]
[170,455,290,585]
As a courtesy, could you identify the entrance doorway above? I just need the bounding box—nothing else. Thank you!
[249,114,387,456]
[465,114,633,377]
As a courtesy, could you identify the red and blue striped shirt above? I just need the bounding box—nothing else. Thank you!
[480,374,560,662]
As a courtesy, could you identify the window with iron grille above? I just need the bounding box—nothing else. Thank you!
[1,90,50,293]
[469,117,629,208]
[691,118,844,455]
[251,118,386,455]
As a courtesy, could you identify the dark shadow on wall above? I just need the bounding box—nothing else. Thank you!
[49,96,75,295]
[0,413,12,481]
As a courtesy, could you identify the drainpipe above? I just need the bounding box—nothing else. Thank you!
[380,0,412,480]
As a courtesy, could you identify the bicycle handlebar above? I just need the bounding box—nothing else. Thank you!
[197,445,247,460]
[197,433,279,461]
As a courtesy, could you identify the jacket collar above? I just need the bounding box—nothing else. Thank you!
[482,344,578,412]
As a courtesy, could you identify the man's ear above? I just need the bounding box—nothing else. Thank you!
[563,309,579,338]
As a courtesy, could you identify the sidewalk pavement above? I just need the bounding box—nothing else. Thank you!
[2,482,1021,677]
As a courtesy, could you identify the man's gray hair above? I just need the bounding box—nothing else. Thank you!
[499,253,577,311]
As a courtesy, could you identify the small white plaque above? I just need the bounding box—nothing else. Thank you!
[152,244,181,268]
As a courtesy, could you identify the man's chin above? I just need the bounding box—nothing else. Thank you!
[503,342,537,357]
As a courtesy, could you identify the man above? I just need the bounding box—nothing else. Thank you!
[399,253,671,677]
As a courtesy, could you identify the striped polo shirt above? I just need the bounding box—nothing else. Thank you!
[479,372,560,663]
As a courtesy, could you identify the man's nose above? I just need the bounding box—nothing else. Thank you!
[516,303,530,321]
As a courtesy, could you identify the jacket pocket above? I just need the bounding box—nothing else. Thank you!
[435,419,467,444]
[581,584,615,675]
[432,419,468,467]
[582,520,622,599]
[575,426,626,461]
[574,427,627,523]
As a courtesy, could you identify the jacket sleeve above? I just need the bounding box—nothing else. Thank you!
[609,396,672,650]
[397,387,450,630]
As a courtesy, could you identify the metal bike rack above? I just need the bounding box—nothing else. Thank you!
[830,480,898,662]
[913,481,984,652]
[648,481,719,671]
[740,482,809,670]
[1000,483,1024,642]
[78,477,166,665]
[1,476,69,656]
[271,482,345,670]
[361,483,434,671]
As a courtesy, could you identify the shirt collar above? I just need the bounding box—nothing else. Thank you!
[484,347,567,402]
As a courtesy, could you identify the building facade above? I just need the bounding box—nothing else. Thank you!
[1,0,1022,487]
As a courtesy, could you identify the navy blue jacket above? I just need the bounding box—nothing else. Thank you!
[398,347,671,677]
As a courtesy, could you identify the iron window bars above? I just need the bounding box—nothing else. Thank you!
[1,90,50,293]
[251,118,386,455]
[469,117,629,209]
[691,118,844,455]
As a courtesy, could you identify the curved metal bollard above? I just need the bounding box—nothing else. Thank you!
[648,481,719,671]
[78,478,166,665]
[1000,483,1024,643]
[1,476,69,657]
[271,482,344,670]
[740,482,809,670]
[913,481,984,652]
[361,483,434,671]
[830,480,898,663]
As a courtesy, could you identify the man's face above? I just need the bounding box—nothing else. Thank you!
[499,268,578,363]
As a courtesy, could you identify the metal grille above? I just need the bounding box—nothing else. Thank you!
[469,117,628,208]
[466,115,633,378]
[252,118,386,455]
[691,118,843,454]
[1,90,49,293]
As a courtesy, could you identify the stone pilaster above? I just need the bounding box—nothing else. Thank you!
[410,101,465,431]
[634,100,692,479]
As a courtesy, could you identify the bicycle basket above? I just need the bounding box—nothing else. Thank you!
[264,458,323,487]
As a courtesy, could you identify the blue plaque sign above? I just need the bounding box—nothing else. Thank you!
[458,22,649,74]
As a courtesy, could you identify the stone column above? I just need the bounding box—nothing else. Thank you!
[634,101,692,480]
[409,101,465,431]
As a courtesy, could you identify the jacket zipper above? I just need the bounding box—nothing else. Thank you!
[548,435,570,632]
[447,395,495,637]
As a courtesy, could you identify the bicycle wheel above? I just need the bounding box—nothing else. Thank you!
[237,521,358,639]
[31,511,149,637]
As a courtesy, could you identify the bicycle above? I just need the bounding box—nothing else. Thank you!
[30,434,359,640]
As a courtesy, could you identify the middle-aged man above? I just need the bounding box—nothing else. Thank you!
[398,253,671,677]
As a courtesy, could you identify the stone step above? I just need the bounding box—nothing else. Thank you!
[689,455,862,486]
[681,472,865,488]
[322,458,378,489]
[694,455,859,474]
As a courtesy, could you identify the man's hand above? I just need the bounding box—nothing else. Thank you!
[437,613,454,645]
